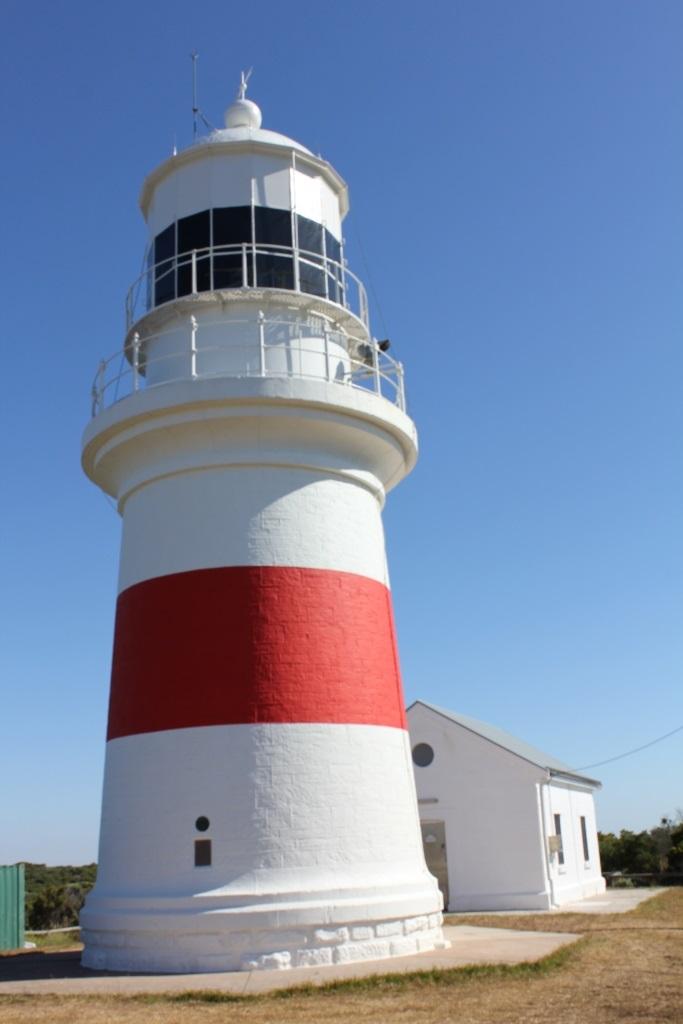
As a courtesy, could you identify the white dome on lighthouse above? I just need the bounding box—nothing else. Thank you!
[224,96,262,129]
[185,77,313,155]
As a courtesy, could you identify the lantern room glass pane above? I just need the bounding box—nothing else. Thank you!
[178,210,210,255]
[324,229,341,265]
[323,230,343,306]
[255,207,292,248]
[256,253,294,289]
[213,206,252,246]
[299,258,326,297]
[214,253,250,289]
[155,223,175,263]
[326,272,340,304]
[297,214,323,256]
[145,243,154,311]
[154,260,175,305]
[154,223,176,306]
[177,250,211,297]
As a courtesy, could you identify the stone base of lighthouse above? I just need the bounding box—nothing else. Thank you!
[82,919,445,975]
[82,918,445,974]
[81,724,445,973]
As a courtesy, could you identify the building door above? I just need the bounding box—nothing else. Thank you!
[420,821,449,910]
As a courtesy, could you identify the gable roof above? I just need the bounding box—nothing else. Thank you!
[407,700,601,789]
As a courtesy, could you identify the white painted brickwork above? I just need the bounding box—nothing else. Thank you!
[91,724,430,893]
[118,466,390,593]
[81,724,443,972]
[81,378,433,973]
[82,377,417,513]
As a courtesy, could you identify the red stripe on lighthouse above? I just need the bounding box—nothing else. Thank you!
[107,566,407,740]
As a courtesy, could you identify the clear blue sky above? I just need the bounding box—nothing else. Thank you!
[1,0,681,864]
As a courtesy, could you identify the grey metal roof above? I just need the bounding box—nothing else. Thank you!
[408,701,601,788]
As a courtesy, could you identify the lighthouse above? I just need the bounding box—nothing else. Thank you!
[80,77,444,973]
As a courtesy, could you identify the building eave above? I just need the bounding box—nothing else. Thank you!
[407,700,602,789]
[548,768,602,790]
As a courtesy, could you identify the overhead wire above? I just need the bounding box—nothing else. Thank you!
[101,492,118,514]
[348,212,390,341]
[571,723,683,772]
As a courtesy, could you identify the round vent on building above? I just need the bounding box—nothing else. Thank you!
[195,816,210,832]
[412,743,434,767]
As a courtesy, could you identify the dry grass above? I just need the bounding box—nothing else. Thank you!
[0,932,82,955]
[446,885,683,934]
[24,931,83,953]
[1,890,682,1023]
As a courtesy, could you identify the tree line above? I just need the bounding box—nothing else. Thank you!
[598,816,683,877]
[24,863,97,930]
[21,821,683,931]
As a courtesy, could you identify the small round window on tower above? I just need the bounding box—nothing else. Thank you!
[195,816,210,832]
[412,743,434,767]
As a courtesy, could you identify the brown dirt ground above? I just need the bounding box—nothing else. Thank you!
[1,889,681,1024]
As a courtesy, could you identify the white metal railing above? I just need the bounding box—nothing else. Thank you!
[125,244,369,330]
[91,316,406,417]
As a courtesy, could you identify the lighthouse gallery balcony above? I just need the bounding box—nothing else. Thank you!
[92,238,405,417]
[127,206,368,330]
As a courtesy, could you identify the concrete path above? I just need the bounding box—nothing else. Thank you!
[0,925,579,996]
[555,887,665,914]
[446,888,665,918]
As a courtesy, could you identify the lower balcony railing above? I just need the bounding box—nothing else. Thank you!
[91,315,406,417]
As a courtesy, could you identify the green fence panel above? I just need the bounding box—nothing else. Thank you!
[0,864,25,950]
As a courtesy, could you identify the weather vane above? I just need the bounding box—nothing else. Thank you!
[237,68,253,100]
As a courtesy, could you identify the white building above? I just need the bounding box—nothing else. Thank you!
[407,701,606,912]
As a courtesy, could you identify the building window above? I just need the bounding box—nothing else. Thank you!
[553,813,565,866]
[580,815,590,862]
[194,839,212,867]
[412,743,434,767]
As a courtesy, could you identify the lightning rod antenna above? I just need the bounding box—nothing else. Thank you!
[189,51,215,138]
[191,50,199,140]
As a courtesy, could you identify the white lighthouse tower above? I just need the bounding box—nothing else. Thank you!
[80,78,444,973]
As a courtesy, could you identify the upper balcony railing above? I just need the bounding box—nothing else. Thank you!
[126,244,369,331]
[91,315,405,418]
